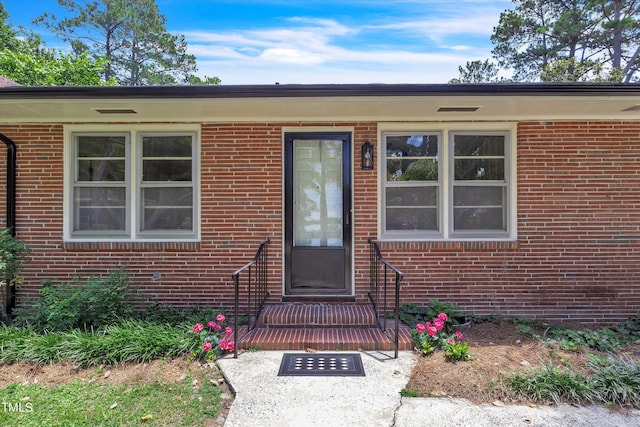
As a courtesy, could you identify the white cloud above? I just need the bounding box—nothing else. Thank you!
[367,9,503,44]
[180,4,503,84]
[259,47,328,65]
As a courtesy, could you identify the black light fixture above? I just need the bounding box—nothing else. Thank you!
[361,141,374,170]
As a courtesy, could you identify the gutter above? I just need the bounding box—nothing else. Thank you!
[1,82,640,100]
[0,134,16,236]
[0,133,17,319]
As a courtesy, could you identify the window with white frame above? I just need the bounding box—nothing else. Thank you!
[69,130,198,240]
[382,129,513,240]
[384,133,441,235]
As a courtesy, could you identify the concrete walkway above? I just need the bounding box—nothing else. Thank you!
[217,350,640,427]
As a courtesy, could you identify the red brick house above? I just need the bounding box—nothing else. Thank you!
[1,83,640,340]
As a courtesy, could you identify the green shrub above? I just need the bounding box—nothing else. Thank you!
[508,355,640,409]
[508,362,590,404]
[587,355,640,408]
[0,228,31,286]
[546,316,640,352]
[400,300,464,327]
[444,339,471,362]
[137,302,218,326]
[0,229,30,321]
[13,267,132,331]
[1,320,197,367]
[63,320,196,367]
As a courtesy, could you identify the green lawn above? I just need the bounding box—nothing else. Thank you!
[0,368,224,427]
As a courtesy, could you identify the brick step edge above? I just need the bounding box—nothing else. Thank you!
[238,326,413,352]
[258,304,378,327]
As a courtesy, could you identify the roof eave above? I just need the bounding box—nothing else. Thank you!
[2,82,640,100]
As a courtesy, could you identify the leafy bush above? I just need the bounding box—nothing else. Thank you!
[13,267,133,331]
[508,354,640,408]
[64,320,196,367]
[0,229,30,321]
[0,320,197,367]
[444,339,470,362]
[137,302,219,326]
[587,355,640,408]
[400,300,464,327]
[0,228,30,286]
[510,315,640,353]
[191,313,235,362]
[508,362,590,404]
[546,316,640,352]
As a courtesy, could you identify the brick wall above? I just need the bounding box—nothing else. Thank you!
[1,120,639,323]
[0,123,285,310]
[373,121,640,323]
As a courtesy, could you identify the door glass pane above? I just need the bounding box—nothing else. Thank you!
[293,139,343,247]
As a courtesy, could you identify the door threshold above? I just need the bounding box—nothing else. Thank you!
[282,295,356,303]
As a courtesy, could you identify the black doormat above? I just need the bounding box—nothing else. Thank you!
[278,353,365,377]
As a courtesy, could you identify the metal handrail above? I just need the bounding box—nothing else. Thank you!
[232,238,270,358]
[368,239,404,358]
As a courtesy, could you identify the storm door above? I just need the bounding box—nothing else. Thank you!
[284,133,352,295]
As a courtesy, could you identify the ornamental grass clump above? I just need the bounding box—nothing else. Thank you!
[411,312,470,361]
[191,313,235,362]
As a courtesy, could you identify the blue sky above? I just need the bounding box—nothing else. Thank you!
[4,0,512,84]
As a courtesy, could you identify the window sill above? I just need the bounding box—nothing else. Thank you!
[374,239,519,251]
[63,240,201,252]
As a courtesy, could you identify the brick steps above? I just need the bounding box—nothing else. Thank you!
[259,303,377,328]
[237,303,413,352]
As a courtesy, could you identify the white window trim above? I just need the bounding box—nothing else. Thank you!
[64,124,201,242]
[378,122,518,241]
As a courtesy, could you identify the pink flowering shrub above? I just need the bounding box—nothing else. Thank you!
[411,313,470,361]
[192,313,235,361]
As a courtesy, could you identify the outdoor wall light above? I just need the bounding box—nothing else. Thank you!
[362,141,374,170]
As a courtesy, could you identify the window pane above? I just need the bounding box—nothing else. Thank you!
[454,135,504,156]
[386,207,438,231]
[454,186,506,231]
[386,135,438,157]
[454,158,504,181]
[142,208,193,231]
[77,187,126,207]
[454,186,504,207]
[143,160,192,181]
[74,187,126,232]
[77,136,126,182]
[142,136,192,157]
[454,207,505,231]
[143,187,193,207]
[78,159,125,181]
[141,188,193,232]
[387,158,438,182]
[386,186,437,207]
[386,135,438,182]
[78,136,125,157]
